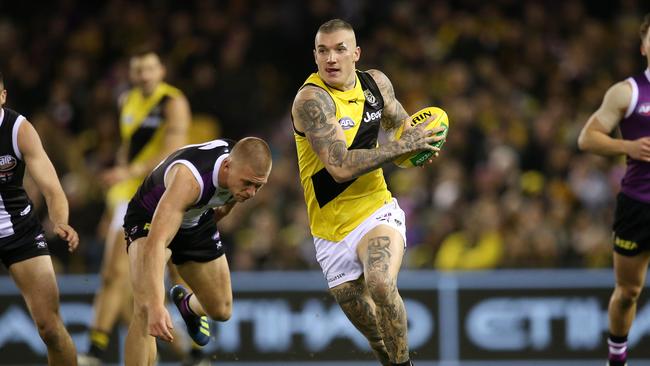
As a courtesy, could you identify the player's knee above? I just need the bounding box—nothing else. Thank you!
[132,301,150,321]
[101,262,129,285]
[204,301,232,321]
[366,275,396,304]
[35,316,65,347]
[100,271,128,289]
[615,284,643,307]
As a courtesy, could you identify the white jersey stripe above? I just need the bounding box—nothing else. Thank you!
[625,77,639,119]
[0,195,15,238]
[12,116,25,160]
[164,159,204,205]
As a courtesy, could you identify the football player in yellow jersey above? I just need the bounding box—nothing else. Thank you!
[291,19,445,366]
[78,50,191,365]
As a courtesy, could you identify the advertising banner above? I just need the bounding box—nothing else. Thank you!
[0,270,648,365]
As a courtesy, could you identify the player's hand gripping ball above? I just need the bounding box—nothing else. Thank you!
[393,106,449,168]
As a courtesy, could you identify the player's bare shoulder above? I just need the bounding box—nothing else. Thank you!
[292,85,336,133]
[583,79,634,135]
[366,69,392,97]
[606,80,634,110]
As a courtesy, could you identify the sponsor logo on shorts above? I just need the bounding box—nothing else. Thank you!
[212,232,223,249]
[20,205,31,216]
[143,223,151,231]
[375,212,392,222]
[338,117,355,130]
[36,240,47,249]
[327,272,346,283]
[614,236,638,251]
[394,218,403,227]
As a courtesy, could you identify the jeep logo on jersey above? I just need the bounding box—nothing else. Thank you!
[363,89,378,107]
[338,117,355,130]
[363,110,382,123]
[0,155,17,172]
[638,103,650,116]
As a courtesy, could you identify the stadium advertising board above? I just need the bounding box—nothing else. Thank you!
[0,270,648,365]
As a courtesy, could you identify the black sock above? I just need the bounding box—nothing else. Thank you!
[190,344,203,357]
[392,360,412,366]
[88,329,110,358]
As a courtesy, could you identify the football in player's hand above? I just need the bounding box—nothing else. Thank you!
[393,106,449,168]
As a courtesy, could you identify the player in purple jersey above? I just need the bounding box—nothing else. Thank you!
[122,137,272,365]
[578,13,650,366]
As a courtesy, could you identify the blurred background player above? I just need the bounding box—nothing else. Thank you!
[0,72,80,365]
[578,13,650,366]
[122,137,272,365]
[291,19,444,366]
[77,49,195,365]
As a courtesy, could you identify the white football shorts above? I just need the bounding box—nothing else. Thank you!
[314,198,407,289]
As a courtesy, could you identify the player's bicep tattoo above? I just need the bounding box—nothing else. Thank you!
[297,89,346,165]
[371,71,409,132]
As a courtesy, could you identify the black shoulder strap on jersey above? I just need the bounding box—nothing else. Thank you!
[291,114,305,137]
[2,108,20,130]
[356,70,385,110]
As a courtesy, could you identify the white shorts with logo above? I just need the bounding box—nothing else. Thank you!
[314,198,407,289]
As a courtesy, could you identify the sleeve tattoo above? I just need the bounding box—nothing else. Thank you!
[295,85,423,181]
[368,70,410,134]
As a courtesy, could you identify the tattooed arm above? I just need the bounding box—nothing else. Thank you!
[292,86,440,183]
[367,69,410,141]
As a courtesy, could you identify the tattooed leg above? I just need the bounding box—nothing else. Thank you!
[330,278,391,365]
[358,227,409,364]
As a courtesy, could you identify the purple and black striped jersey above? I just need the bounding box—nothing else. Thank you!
[133,139,236,228]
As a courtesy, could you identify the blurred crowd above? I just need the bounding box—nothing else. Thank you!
[0,0,648,273]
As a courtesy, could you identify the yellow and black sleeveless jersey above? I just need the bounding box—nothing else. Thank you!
[293,71,392,242]
[107,82,183,207]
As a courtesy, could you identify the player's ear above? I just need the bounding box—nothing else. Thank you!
[223,156,232,170]
[353,46,360,62]
[160,63,167,79]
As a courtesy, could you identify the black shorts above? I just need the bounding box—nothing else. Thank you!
[612,192,650,256]
[123,200,224,265]
[0,217,49,268]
